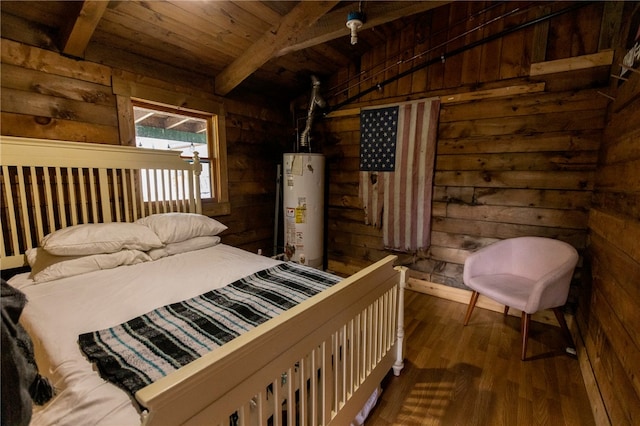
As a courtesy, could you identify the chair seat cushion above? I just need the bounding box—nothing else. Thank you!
[466,274,535,312]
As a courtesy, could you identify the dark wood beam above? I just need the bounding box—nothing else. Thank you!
[275,1,451,57]
[215,0,340,96]
[59,1,108,58]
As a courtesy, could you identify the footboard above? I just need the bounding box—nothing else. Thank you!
[137,256,407,426]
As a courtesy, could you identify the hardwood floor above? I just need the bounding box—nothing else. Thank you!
[366,291,596,426]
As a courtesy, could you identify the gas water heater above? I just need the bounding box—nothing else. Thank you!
[283,153,324,268]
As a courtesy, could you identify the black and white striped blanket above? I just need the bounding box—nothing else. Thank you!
[78,262,341,396]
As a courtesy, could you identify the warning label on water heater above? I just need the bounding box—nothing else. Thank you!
[295,206,306,223]
[285,207,305,261]
[285,207,296,245]
[295,197,306,223]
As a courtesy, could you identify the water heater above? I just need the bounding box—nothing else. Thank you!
[283,153,325,268]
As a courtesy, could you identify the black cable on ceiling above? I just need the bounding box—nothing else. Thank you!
[325,1,592,114]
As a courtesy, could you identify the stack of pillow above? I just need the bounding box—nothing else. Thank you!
[26,213,227,283]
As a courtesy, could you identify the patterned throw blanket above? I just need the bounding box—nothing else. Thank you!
[79,262,341,396]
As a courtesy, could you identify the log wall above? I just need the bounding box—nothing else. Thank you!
[580,3,640,423]
[321,2,609,288]
[320,2,637,424]
[0,34,289,254]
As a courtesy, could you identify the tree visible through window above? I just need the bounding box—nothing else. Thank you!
[133,103,214,200]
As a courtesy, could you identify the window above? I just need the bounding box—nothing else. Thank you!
[133,103,213,200]
[112,77,229,216]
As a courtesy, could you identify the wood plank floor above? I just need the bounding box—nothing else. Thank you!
[366,291,596,426]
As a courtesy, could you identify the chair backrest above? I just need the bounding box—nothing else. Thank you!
[505,237,578,281]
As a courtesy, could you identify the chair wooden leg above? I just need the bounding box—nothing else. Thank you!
[464,291,479,326]
[521,312,531,361]
[504,306,510,316]
[553,307,575,353]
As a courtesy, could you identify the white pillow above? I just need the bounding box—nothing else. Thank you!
[41,223,163,256]
[136,213,227,244]
[26,247,151,283]
[147,236,221,260]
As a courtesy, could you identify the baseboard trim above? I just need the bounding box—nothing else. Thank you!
[406,277,560,326]
[569,320,611,425]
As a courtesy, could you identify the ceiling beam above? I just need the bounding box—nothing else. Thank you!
[215,0,340,96]
[275,1,452,57]
[59,1,108,58]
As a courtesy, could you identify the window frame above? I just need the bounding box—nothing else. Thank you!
[132,101,215,200]
[113,77,229,216]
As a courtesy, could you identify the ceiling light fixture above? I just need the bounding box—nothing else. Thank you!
[346,10,365,45]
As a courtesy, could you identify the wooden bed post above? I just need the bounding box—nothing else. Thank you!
[192,151,202,214]
[393,266,407,376]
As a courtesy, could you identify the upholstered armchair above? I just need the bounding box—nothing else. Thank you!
[462,237,579,360]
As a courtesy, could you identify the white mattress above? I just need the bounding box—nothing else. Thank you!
[10,244,281,426]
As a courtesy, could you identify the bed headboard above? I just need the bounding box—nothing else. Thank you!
[0,136,202,269]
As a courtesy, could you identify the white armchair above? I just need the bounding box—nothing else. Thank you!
[462,237,579,360]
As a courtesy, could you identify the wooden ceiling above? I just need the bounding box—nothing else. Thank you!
[0,1,448,104]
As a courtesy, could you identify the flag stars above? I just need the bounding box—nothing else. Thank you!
[359,106,399,172]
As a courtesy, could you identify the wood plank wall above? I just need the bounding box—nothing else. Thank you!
[580,3,640,423]
[0,35,289,255]
[320,2,637,424]
[321,2,608,289]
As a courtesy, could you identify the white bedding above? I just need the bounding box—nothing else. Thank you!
[10,244,282,426]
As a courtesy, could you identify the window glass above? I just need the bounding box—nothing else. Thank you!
[133,104,213,199]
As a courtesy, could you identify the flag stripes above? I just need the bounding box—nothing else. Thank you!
[359,98,440,252]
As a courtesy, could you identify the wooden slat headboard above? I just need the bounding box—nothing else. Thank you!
[0,136,202,269]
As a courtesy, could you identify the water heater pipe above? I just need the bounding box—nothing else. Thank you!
[273,163,281,256]
[299,75,326,152]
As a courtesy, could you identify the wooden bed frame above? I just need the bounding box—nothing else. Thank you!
[1,136,202,269]
[0,136,406,425]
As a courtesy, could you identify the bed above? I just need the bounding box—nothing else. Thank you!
[1,136,407,426]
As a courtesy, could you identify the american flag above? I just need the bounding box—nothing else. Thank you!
[359,98,440,252]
